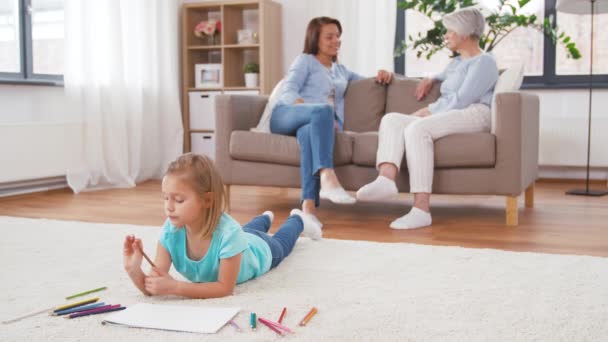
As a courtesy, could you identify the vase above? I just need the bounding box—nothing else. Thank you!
[205,34,219,46]
[244,73,259,88]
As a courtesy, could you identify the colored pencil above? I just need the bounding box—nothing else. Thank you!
[298,307,318,326]
[258,316,293,334]
[139,246,156,268]
[52,302,106,316]
[2,306,55,325]
[67,305,124,319]
[278,307,287,323]
[228,319,242,332]
[250,312,257,330]
[53,297,99,313]
[65,286,107,300]
[258,317,284,336]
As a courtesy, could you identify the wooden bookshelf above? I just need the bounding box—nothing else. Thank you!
[181,0,283,152]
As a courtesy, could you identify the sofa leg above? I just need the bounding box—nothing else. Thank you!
[506,196,518,226]
[525,183,534,208]
[225,185,231,213]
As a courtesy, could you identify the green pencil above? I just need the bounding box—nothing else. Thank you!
[65,287,107,300]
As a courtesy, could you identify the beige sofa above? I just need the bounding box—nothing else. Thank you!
[215,78,539,225]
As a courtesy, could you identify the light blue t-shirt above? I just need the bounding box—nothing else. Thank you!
[159,213,272,284]
[429,53,499,114]
[277,53,365,130]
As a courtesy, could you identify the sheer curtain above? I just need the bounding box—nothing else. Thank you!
[64,0,183,193]
[283,0,396,75]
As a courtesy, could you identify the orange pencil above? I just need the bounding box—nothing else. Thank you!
[278,307,287,323]
[298,307,318,326]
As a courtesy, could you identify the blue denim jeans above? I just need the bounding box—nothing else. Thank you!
[270,103,335,206]
[242,214,304,269]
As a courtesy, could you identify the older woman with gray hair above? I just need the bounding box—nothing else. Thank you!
[356,7,499,229]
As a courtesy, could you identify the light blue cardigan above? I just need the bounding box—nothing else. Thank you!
[429,53,499,114]
[276,53,364,130]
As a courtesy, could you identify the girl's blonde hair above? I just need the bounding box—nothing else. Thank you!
[165,153,226,238]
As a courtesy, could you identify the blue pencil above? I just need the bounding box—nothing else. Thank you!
[52,302,106,316]
[67,305,125,319]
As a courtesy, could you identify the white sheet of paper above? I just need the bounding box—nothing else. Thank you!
[103,303,240,334]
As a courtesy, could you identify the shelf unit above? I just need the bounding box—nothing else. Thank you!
[181,0,283,153]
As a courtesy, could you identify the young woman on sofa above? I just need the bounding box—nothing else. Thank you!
[356,7,499,230]
[270,16,392,226]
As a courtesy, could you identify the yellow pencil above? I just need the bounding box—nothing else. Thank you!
[298,307,318,326]
[53,297,99,313]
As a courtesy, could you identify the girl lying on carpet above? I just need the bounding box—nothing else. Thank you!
[123,153,322,298]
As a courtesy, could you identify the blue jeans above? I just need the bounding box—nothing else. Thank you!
[242,214,304,269]
[270,103,335,206]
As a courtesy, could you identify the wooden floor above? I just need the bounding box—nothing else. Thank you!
[1,180,607,257]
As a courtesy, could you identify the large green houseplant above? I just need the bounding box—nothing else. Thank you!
[396,0,581,60]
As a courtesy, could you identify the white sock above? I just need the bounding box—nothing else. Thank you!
[319,186,356,204]
[262,210,274,224]
[389,207,432,230]
[290,209,322,240]
[356,176,398,201]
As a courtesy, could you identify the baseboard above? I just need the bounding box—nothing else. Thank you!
[0,176,68,198]
[539,166,608,181]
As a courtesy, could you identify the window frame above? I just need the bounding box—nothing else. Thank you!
[0,0,64,86]
[394,0,608,89]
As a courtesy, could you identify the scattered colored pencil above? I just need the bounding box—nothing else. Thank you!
[299,307,318,326]
[258,317,284,336]
[53,302,105,316]
[139,246,156,268]
[258,316,293,334]
[2,306,55,325]
[250,312,257,330]
[67,305,125,319]
[228,319,242,332]
[278,307,287,323]
[65,286,107,300]
[53,297,99,313]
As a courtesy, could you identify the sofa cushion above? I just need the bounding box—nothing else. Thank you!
[352,132,496,168]
[385,77,441,115]
[343,78,387,133]
[229,131,353,167]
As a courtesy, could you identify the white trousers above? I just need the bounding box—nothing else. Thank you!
[376,104,491,193]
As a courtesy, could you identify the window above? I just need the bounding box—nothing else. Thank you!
[395,0,608,88]
[0,0,64,85]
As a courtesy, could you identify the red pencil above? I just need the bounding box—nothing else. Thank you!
[278,307,287,323]
[258,317,284,336]
[259,317,293,334]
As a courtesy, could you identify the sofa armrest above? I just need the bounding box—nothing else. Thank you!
[215,94,269,183]
[494,92,540,195]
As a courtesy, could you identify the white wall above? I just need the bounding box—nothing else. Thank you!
[1,0,606,184]
[0,85,80,183]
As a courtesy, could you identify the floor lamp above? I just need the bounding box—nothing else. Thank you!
[557,0,608,196]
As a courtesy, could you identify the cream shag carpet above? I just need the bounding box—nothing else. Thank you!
[0,216,607,341]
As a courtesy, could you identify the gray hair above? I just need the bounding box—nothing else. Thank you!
[443,7,485,40]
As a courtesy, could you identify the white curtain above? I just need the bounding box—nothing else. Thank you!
[286,0,396,75]
[64,0,183,193]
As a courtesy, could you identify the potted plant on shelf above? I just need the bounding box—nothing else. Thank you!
[243,62,259,88]
[194,19,221,45]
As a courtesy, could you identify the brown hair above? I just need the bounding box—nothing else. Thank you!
[303,16,342,62]
[165,153,226,238]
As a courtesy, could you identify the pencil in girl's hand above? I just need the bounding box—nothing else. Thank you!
[138,246,156,268]
[298,307,318,326]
